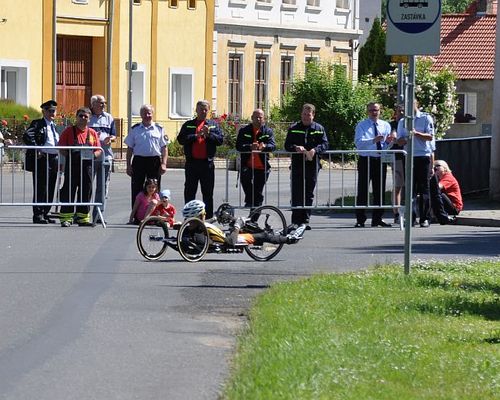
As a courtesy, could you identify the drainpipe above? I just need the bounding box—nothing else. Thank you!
[107,0,114,110]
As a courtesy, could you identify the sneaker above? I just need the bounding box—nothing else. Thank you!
[286,224,299,234]
[420,220,430,228]
[61,221,71,228]
[287,224,306,240]
[77,221,96,227]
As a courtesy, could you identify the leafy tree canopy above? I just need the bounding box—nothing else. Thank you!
[272,62,376,150]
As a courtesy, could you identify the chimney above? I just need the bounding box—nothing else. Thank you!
[487,0,498,14]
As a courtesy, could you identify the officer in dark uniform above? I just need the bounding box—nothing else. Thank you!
[177,100,223,219]
[284,103,328,229]
[125,104,169,208]
[236,108,275,208]
[22,99,60,224]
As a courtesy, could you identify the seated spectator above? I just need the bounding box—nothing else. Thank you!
[430,160,463,224]
[146,188,176,227]
[128,178,159,225]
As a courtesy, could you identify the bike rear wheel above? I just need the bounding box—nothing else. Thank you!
[136,216,169,260]
[244,205,287,261]
[177,217,209,262]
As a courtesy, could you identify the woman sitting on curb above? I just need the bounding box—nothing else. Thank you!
[430,160,463,225]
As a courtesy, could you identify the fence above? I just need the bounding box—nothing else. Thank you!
[223,150,407,220]
[0,145,106,226]
[435,136,491,195]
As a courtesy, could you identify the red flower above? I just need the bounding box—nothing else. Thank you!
[23,114,29,121]
[1,119,7,127]
[221,113,228,121]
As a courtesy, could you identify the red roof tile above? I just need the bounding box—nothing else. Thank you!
[432,14,496,80]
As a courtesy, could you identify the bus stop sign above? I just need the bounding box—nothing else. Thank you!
[386,0,441,55]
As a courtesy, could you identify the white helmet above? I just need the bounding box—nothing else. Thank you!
[182,200,205,218]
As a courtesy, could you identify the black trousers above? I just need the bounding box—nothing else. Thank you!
[430,174,458,223]
[356,156,387,224]
[59,159,93,216]
[31,154,58,218]
[184,159,215,218]
[240,167,269,208]
[413,156,431,224]
[290,161,318,225]
[131,156,162,207]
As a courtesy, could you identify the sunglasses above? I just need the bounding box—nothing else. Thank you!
[161,196,169,200]
[433,165,442,170]
[368,109,380,112]
[46,109,56,113]
[77,114,89,119]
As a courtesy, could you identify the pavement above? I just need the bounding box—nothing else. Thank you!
[455,194,500,228]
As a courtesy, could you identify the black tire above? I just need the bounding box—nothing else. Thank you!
[136,216,169,260]
[177,217,209,262]
[244,205,286,261]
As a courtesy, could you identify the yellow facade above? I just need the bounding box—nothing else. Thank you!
[0,0,214,139]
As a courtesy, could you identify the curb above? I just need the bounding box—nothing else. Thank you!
[456,216,500,228]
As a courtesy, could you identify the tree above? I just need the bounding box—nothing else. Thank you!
[366,57,458,138]
[273,62,376,150]
[382,0,475,18]
[358,18,391,79]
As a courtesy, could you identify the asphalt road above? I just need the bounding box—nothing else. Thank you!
[0,170,499,399]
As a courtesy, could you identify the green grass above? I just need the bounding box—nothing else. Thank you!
[223,260,500,399]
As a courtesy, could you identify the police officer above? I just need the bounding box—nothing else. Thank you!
[236,108,275,208]
[284,103,328,230]
[177,100,223,219]
[125,104,169,208]
[22,99,60,224]
[88,94,116,223]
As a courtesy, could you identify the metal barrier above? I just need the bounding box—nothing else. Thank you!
[0,145,106,227]
[224,149,407,217]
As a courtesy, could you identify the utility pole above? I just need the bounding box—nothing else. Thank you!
[490,8,500,201]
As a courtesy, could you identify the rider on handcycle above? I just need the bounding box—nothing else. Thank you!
[181,200,303,246]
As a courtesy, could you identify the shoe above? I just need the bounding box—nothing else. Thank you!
[287,224,299,234]
[354,222,365,228]
[77,222,96,227]
[305,225,312,231]
[371,221,392,227]
[33,217,48,224]
[393,214,400,224]
[61,221,71,228]
[447,216,457,224]
[420,220,430,228]
[287,224,306,242]
[44,217,56,224]
[94,219,108,225]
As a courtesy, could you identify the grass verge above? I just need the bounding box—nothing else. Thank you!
[223,260,500,399]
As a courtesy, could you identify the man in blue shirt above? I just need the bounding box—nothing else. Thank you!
[89,94,116,223]
[354,102,393,228]
[397,100,435,227]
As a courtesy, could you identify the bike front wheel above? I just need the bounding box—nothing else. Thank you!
[177,217,209,262]
[244,205,287,261]
[136,216,169,260]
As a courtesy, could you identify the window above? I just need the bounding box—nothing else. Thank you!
[72,0,89,4]
[336,0,349,9]
[133,0,142,4]
[170,68,193,118]
[282,0,296,4]
[280,56,293,102]
[255,54,268,110]
[454,93,477,124]
[257,0,272,3]
[228,55,242,116]
[0,62,29,105]
[131,67,145,116]
[307,0,320,7]
[170,0,178,8]
[188,0,196,9]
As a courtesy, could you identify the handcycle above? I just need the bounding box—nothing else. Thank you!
[136,204,293,262]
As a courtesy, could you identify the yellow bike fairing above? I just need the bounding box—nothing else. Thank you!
[205,222,226,243]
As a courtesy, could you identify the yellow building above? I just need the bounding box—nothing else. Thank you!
[0,0,214,137]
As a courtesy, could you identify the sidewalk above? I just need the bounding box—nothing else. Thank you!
[456,195,500,227]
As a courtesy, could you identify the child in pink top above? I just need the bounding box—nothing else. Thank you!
[128,178,159,224]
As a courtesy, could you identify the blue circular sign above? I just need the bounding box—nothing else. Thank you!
[387,0,441,34]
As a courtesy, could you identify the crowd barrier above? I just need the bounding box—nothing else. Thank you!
[223,149,407,225]
[0,145,106,227]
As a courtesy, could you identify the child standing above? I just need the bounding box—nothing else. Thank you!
[146,189,176,227]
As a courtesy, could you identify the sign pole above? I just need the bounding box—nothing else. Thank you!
[403,55,416,275]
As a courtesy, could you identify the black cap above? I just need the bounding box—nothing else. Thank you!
[40,100,57,110]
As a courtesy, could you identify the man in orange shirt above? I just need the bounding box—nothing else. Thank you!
[236,109,276,208]
[177,100,223,219]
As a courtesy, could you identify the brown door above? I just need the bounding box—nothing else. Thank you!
[56,36,93,115]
